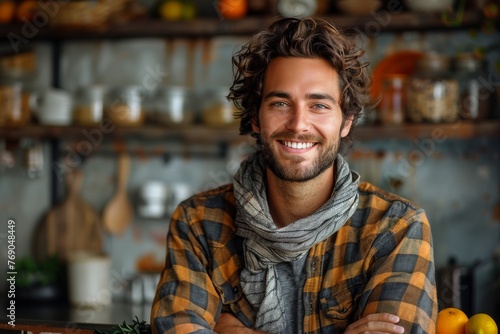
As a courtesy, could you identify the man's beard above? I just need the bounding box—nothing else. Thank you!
[260,132,340,182]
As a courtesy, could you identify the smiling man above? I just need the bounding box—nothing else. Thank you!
[151,17,437,334]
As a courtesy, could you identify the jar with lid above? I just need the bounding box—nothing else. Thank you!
[407,53,459,123]
[0,72,32,127]
[152,86,196,126]
[73,85,107,126]
[202,88,239,127]
[104,86,145,126]
[379,74,407,125]
[454,54,492,121]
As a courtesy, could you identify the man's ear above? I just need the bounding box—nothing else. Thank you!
[340,115,354,138]
[251,117,260,133]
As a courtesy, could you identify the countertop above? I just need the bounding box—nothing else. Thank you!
[0,299,151,328]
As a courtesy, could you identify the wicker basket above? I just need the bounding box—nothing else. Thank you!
[49,0,127,29]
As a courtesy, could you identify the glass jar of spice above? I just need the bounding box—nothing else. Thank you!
[0,72,31,127]
[73,85,107,126]
[202,88,239,127]
[379,74,407,125]
[407,53,459,123]
[152,86,196,126]
[454,54,492,121]
[104,86,145,126]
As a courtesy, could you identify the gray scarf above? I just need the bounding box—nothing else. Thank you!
[233,152,360,333]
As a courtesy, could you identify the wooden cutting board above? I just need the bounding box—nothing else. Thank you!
[33,169,103,262]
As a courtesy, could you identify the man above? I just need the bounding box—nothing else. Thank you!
[151,16,437,334]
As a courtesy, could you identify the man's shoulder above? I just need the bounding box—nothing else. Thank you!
[350,181,428,233]
[357,181,423,213]
[175,183,238,246]
[186,183,235,204]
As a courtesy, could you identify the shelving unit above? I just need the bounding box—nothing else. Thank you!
[0,11,486,41]
[2,120,500,142]
[1,8,499,205]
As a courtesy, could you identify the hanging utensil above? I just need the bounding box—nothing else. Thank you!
[33,169,103,262]
[102,153,134,235]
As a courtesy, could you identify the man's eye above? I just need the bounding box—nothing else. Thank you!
[313,104,328,109]
[271,102,287,107]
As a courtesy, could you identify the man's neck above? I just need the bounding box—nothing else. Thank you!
[266,166,335,228]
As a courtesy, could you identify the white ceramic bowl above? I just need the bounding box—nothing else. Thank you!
[403,0,455,12]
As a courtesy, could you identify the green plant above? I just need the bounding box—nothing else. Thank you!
[96,317,151,334]
[15,255,66,287]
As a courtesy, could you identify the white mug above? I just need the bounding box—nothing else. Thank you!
[30,88,73,125]
[67,251,111,308]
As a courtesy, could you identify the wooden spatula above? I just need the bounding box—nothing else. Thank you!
[102,153,133,235]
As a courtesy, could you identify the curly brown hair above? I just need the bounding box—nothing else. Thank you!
[228,16,376,155]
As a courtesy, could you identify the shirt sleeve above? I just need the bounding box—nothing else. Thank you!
[151,204,222,334]
[359,208,438,333]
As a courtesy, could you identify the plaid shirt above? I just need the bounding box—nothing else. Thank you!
[151,182,437,334]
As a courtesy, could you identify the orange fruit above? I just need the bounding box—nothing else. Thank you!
[159,0,183,20]
[437,307,469,334]
[465,313,498,334]
[15,0,37,22]
[217,0,247,20]
[0,0,16,24]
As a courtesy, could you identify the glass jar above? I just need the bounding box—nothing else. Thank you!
[379,74,407,125]
[153,86,196,126]
[73,85,107,126]
[202,88,239,127]
[0,73,31,127]
[454,54,492,121]
[407,53,459,123]
[104,86,145,126]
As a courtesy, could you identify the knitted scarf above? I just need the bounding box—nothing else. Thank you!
[233,152,360,333]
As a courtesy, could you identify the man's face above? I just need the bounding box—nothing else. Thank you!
[253,57,352,182]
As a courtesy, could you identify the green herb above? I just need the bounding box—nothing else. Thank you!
[15,255,66,287]
[96,317,151,334]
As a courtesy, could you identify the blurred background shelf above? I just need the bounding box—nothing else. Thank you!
[0,10,486,40]
[2,120,499,141]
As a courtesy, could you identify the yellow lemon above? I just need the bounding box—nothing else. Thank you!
[437,307,469,334]
[159,0,183,21]
[466,313,498,334]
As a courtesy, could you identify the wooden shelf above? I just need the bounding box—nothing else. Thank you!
[2,121,499,142]
[0,124,244,143]
[354,120,500,141]
[0,11,485,41]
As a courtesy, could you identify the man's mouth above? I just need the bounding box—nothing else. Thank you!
[280,141,316,150]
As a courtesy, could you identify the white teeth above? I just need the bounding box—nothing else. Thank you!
[283,141,314,149]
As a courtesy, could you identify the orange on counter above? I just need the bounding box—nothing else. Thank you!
[437,307,469,334]
[217,0,247,19]
[465,313,498,334]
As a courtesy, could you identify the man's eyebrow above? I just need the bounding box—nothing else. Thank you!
[306,93,337,104]
[262,91,337,104]
[262,91,290,100]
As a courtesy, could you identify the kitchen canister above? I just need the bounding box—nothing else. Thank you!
[406,53,459,123]
[67,251,111,308]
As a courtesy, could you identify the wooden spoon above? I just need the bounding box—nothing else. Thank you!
[102,153,133,235]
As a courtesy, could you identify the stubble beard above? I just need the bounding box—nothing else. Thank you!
[260,132,340,182]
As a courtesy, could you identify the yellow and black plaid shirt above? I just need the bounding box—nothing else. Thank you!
[151,182,437,333]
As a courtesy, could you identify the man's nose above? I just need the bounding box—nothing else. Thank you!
[285,105,310,133]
